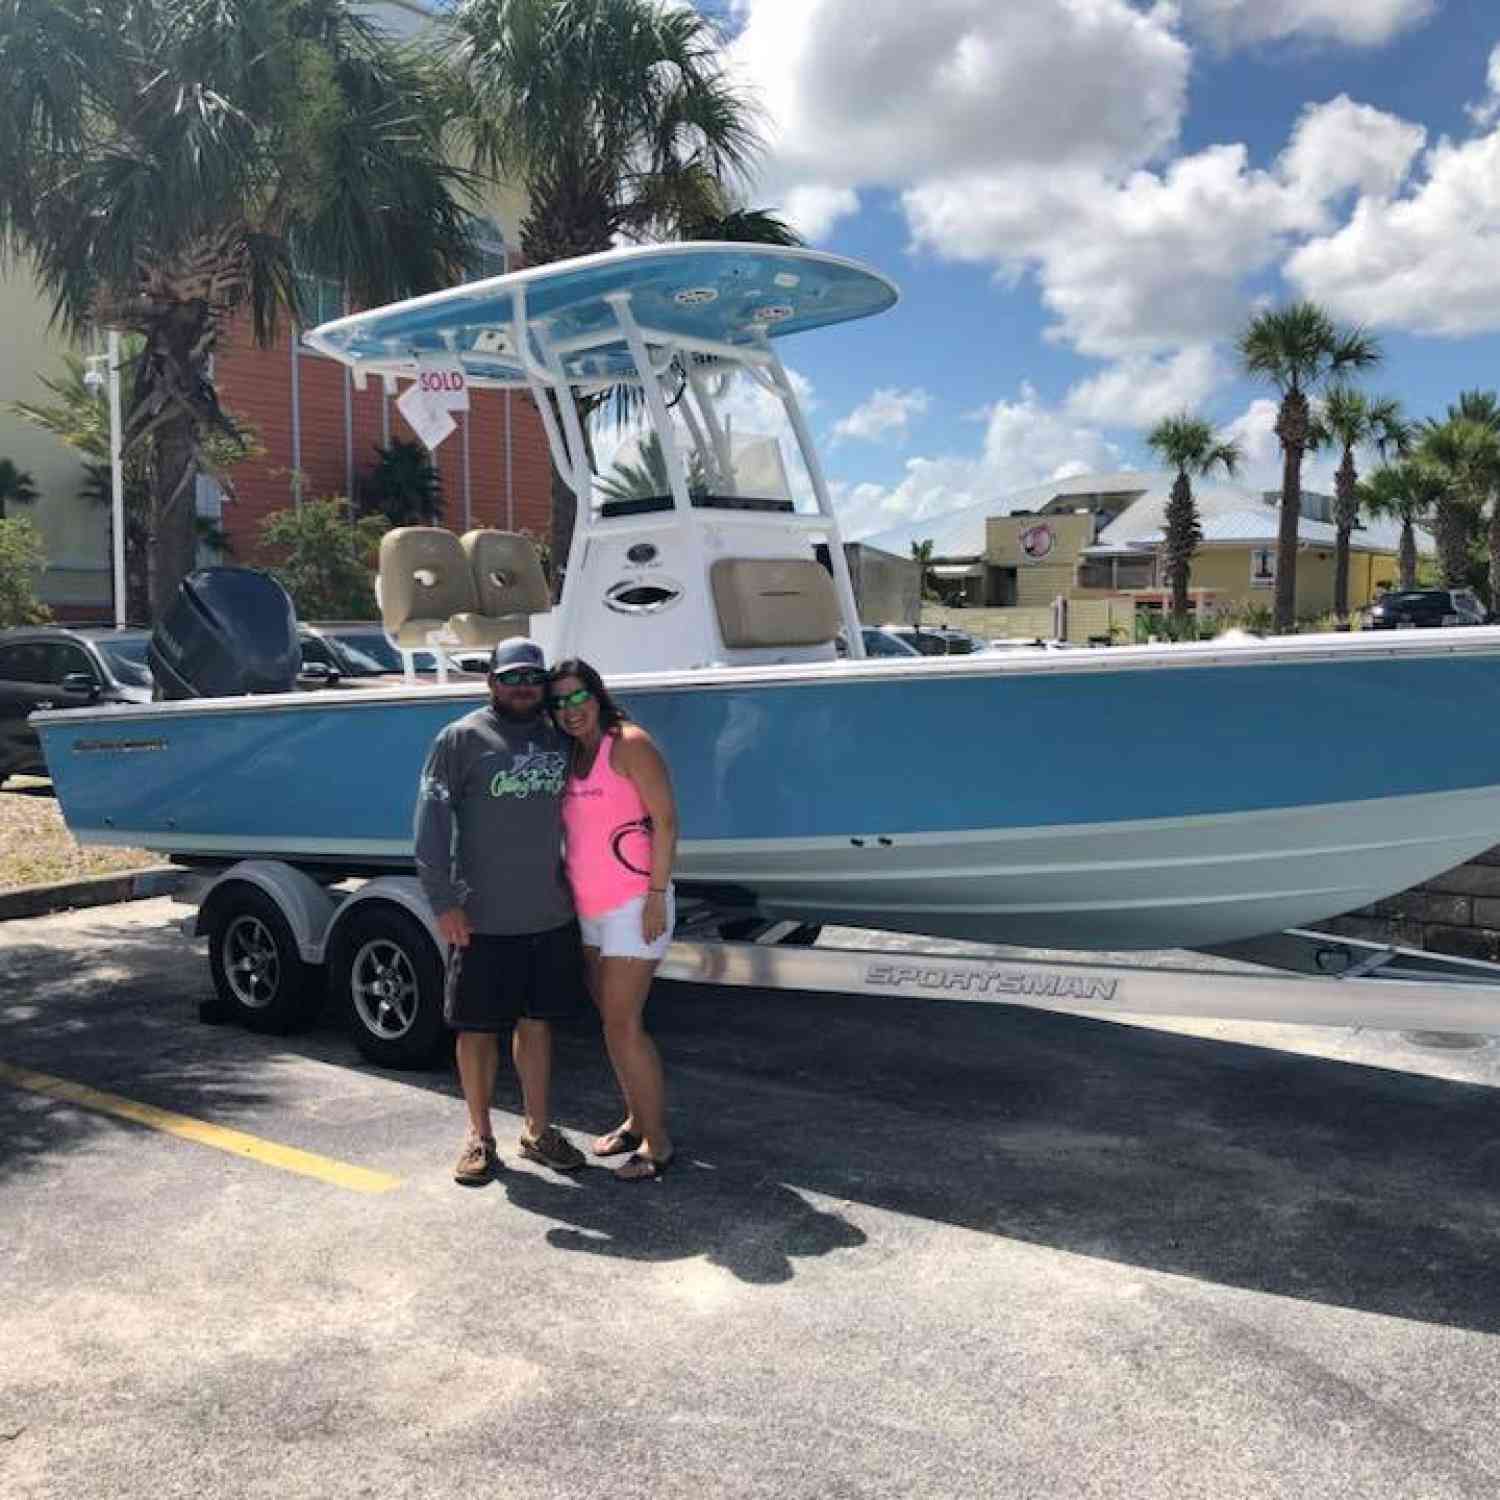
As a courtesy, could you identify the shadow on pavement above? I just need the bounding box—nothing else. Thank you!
[6,917,1500,1322]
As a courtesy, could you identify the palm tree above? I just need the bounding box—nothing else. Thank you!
[0,460,39,521]
[1417,415,1500,593]
[14,348,261,620]
[0,0,476,618]
[910,538,938,617]
[1357,461,1444,592]
[359,438,444,527]
[595,430,707,502]
[1444,390,1500,610]
[1313,386,1409,626]
[449,0,798,591]
[1144,414,1241,624]
[1238,303,1382,632]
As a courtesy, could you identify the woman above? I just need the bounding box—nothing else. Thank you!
[550,658,679,1181]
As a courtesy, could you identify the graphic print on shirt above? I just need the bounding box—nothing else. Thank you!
[610,815,654,875]
[487,741,568,800]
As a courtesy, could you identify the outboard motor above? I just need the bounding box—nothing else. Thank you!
[149,566,300,699]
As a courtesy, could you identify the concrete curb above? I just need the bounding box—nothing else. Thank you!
[0,866,187,922]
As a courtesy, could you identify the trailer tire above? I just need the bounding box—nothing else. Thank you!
[332,904,449,1070]
[205,884,317,1034]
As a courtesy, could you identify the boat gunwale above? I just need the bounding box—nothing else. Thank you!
[30,624,1500,730]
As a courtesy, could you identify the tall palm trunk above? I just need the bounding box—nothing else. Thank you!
[1163,470,1197,620]
[1399,518,1417,590]
[1333,447,1357,625]
[1434,499,1471,589]
[1273,389,1309,632]
[150,411,199,618]
[1488,499,1500,615]
[135,304,216,618]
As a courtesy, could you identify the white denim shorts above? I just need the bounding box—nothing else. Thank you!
[578,886,676,961]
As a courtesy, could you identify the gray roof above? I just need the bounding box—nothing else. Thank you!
[1093,479,1434,557]
[856,469,1164,559]
[856,469,1433,561]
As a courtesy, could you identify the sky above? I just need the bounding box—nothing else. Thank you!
[689,0,1500,540]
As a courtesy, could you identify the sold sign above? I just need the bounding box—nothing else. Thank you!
[416,357,469,412]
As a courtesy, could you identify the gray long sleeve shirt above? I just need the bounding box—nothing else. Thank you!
[413,706,573,935]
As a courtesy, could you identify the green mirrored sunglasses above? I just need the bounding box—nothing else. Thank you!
[548,686,594,710]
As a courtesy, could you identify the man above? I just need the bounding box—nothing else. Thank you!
[415,636,586,1184]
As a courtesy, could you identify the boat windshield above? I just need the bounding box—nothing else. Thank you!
[321,627,439,675]
[594,370,812,514]
[96,637,153,689]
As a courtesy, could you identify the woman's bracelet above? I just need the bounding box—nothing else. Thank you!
[647,886,668,894]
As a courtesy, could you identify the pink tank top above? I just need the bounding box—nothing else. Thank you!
[561,736,653,917]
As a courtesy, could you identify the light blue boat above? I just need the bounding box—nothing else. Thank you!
[35,245,1500,949]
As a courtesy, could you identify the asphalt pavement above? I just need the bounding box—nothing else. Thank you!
[5,898,1500,1499]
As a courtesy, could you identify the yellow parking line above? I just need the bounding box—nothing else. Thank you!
[0,1060,402,1194]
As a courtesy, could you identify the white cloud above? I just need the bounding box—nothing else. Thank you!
[1221,397,1338,493]
[905,148,1323,357]
[832,387,932,444]
[1285,126,1500,336]
[1178,0,1435,49]
[733,0,1190,194]
[778,184,860,242]
[1467,44,1500,129]
[831,384,1123,538]
[1279,95,1426,205]
[1065,346,1224,428]
[902,95,1430,360]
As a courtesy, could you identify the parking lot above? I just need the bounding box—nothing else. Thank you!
[6,898,1500,1498]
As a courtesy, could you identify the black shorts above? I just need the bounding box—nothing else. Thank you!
[444,921,586,1031]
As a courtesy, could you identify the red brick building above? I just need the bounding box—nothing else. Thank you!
[212,312,554,576]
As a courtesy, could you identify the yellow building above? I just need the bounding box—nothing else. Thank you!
[864,471,1426,640]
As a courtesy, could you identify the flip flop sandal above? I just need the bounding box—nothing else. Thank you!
[592,1129,642,1158]
[615,1151,674,1183]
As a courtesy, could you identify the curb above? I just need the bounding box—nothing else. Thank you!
[0,866,187,922]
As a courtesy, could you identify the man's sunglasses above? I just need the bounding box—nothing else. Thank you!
[548,687,594,710]
[493,667,547,687]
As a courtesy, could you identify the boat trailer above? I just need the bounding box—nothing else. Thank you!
[176,862,1500,1069]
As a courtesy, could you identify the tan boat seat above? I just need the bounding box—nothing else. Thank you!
[710,557,841,648]
[449,530,552,646]
[378,527,476,648]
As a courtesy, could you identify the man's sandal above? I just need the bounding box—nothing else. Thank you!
[592,1128,642,1158]
[614,1151,674,1183]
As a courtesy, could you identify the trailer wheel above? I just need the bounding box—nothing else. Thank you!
[333,905,449,1070]
[205,884,316,1034]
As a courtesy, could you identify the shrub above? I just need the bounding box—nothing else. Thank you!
[257,498,388,621]
[0,517,52,626]
[357,439,442,526]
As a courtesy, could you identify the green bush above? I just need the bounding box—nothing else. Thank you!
[1205,600,1275,636]
[257,498,388,621]
[0,517,52,625]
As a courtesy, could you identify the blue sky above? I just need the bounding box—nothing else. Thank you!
[705,1,1500,538]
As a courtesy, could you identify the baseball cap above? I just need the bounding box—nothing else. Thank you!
[488,637,547,675]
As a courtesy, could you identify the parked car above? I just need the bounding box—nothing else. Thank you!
[882,624,986,656]
[298,622,485,686]
[836,626,923,659]
[1363,588,1489,630]
[984,636,1072,654]
[0,626,155,782]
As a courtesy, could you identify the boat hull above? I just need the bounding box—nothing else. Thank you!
[35,632,1500,950]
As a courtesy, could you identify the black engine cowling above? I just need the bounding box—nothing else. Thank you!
[149,567,300,699]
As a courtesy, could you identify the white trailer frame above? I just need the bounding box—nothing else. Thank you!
[180,860,1500,1070]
